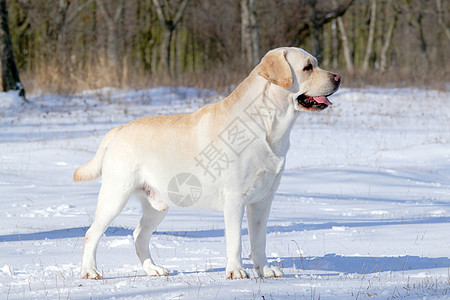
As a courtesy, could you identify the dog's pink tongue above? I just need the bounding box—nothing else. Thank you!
[313,96,332,105]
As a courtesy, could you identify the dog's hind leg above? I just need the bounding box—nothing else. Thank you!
[80,182,131,279]
[133,193,168,276]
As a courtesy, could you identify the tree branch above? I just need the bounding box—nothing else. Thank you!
[66,0,94,26]
[152,0,168,23]
[293,0,355,45]
[436,0,450,40]
[113,0,125,24]
[96,0,112,27]
[173,0,190,26]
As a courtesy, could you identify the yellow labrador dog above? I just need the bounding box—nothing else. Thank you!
[74,47,341,280]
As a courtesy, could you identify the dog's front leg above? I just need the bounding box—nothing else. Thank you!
[223,201,248,279]
[247,198,284,278]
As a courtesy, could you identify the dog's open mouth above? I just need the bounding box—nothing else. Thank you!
[297,94,332,110]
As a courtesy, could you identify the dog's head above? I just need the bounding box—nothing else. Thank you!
[257,47,341,111]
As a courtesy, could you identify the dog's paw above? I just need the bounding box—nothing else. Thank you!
[226,267,249,280]
[143,261,169,276]
[80,267,102,280]
[260,265,284,278]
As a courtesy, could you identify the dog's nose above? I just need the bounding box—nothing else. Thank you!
[333,74,341,85]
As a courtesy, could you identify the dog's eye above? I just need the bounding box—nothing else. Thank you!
[303,64,313,71]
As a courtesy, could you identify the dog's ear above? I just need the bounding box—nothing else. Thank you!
[257,49,292,89]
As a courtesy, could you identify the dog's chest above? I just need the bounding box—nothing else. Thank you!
[240,152,285,204]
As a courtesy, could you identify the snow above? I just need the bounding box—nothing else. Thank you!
[1,86,449,299]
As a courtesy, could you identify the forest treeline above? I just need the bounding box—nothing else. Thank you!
[5,0,450,93]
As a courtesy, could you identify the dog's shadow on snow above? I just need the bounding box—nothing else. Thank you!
[101,255,450,279]
[270,254,450,275]
[4,216,450,241]
[164,254,450,276]
[1,218,450,275]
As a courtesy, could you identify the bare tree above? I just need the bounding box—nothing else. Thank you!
[292,0,355,47]
[331,19,338,69]
[336,15,353,72]
[380,7,398,73]
[0,0,25,100]
[362,0,377,71]
[241,0,260,68]
[53,0,95,52]
[400,0,430,64]
[329,0,353,71]
[152,0,190,77]
[307,0,323,61]
[96,0,124,70]
[49,0,91,74]
[436,0,450,40]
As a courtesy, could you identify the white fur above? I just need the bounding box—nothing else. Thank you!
[75,47,340,280]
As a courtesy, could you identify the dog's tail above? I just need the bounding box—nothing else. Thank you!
[73,126,123,182]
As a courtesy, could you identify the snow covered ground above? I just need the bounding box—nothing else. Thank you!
[0,86,449,299]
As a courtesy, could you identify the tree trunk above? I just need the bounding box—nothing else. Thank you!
[380,10,397,72]
[308,0,323,62]
[415,11,429,64]
[436,0,450,40]
[362,0,377,71]
[152,0,190,77]
[241,0,260,68]
[337,16,353,72]
[292,0,355,48]
[401,0,430,64]
[249,0,260,66]
[0,0,25,100]
[160,24,172,76]
[331,19,338,69]
[96,0,124,71]
[241,0,250,65]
